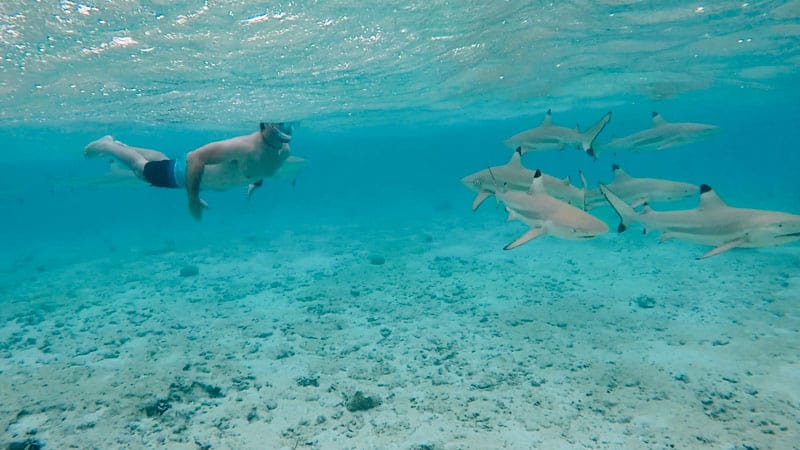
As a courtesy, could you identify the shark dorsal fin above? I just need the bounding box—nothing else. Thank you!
[541,109,552,126]
[698,184,727,210]
[506,150,524,168]
[652,112,667,127]
[528,169,546,194]
[611,164,632,181]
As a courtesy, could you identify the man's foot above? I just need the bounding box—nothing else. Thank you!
[188,197,209,221]
[84,135,115,158]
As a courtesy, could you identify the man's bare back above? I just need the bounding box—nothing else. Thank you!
[84,122,293,220]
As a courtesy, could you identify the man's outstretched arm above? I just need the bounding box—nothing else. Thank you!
[185,140,241,220]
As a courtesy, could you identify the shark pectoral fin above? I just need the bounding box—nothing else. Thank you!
[656,142,674,151]
[472,191,493,211]
[505,207,519,222]
[631,198,647,209]
[504,228,546,250]
[698,238,746,260]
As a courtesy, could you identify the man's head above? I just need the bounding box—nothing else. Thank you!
[260,122,293,145]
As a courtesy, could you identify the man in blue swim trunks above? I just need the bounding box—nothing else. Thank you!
[84,122,294,220]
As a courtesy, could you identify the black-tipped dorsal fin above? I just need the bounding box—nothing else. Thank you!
[698,184,727,209]
[528,169,546,194]
[541,109,552,126]
[612,164,631,180]
[652,112,667,127]
[506,151,524,168]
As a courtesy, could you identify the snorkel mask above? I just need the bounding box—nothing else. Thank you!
[261,122,293,144]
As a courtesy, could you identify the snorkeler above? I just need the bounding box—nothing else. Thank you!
[84,122,294,221]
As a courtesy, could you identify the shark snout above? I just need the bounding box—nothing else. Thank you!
[460,175,479,191]
[565,220,609,239]
[775,223,800,239]
[771,218,800,239]
[699,125,720,137]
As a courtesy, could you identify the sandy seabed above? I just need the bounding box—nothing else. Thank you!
[1,216,799,450]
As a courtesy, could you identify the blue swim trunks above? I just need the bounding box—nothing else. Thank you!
[142,158,186,188]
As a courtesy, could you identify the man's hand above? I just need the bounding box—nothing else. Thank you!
[188,197,208,221]
[185,151,208,221]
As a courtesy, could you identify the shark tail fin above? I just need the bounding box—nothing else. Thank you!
[599,183,637,233]
[581,112,612,159]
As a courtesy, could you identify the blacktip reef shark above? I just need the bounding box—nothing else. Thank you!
[496,170,609,250]
[504,109,612,158]
[600,183,800,259]
[584,164,698,210]
[460,150,586,210]
[595,112,719,155]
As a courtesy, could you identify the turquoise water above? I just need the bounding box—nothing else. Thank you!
[2,2,800,449]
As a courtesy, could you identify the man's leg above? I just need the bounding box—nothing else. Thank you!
[84,136,169,179]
